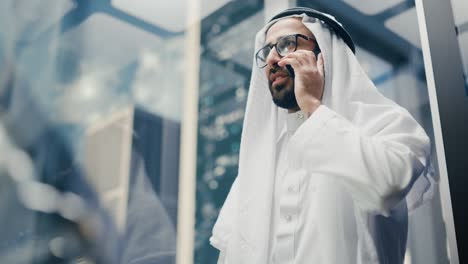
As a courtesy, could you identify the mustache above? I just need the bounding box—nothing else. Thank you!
[269,66,290,78]
[268,65,292,84]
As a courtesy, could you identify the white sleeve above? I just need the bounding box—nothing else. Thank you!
[288,105,430,216]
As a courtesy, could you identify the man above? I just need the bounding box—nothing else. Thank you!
[210,8,434,264]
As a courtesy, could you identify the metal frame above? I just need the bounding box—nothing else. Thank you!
[415,0,467,263]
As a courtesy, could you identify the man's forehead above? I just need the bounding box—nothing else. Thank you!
[265,17,314,43]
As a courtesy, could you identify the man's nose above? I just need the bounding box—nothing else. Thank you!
[265,47,281,67]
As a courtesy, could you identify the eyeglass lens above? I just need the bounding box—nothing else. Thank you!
[256,35,298,68]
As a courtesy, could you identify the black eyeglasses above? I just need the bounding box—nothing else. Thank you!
[255,33,317,68]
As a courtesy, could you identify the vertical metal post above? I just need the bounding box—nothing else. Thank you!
[176,0,200,263]
[415,0,467,262]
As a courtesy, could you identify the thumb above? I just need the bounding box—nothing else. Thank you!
[317,53,325,77]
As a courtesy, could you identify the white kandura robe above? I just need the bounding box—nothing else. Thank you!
[210,13,435,264]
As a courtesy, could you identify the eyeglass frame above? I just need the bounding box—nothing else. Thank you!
[255,33,319,68]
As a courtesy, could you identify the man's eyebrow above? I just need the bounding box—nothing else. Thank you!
[264,34,289,46]
[265,33,309,45]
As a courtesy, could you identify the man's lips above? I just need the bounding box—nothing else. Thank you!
[272,76,288,87]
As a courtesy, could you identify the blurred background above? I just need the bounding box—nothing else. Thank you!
[0,0,466,263]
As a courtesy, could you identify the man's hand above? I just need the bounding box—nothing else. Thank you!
[278,51,325,116]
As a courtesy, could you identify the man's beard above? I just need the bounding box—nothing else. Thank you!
[268,77,299,110]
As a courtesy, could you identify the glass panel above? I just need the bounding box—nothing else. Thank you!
[2,0,463,263]
[450,0,468,25]
[112,0,231,32]
[0,0,186,263]
[385,8,421,48]
[343,0,404,15]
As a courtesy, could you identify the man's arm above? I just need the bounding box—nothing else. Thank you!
[288,105,430,216]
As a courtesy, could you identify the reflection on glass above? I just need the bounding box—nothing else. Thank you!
[0,0,184,263]
[343,0,404,15]
[385,8,421,49]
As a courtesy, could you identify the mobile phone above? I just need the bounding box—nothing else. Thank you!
[286,44,322,78]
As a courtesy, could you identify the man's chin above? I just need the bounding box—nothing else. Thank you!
[273,100,298,110]
[272,95,299,110]
[269,82,297,109]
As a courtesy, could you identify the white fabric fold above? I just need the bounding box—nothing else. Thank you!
[211,13,434,264]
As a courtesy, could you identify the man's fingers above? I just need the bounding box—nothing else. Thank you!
[278,57,301,68]
[281,51,318,71]
[279,51,322,74]
[317,53,325,77]
[285,50,317,65]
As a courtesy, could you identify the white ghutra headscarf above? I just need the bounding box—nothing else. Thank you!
[211,13,435,264]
